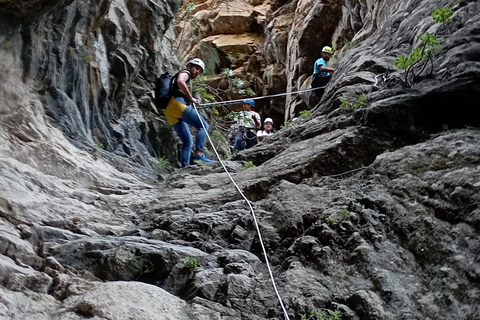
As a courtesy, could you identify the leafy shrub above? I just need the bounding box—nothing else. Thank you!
[157,156,170,174]
[299,110,312,118]
[186,258,201,272]
[394,7,453,86]
[340,93,367,110]
[243,161,255,169]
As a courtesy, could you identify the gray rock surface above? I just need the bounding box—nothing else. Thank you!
[1,0,480,320]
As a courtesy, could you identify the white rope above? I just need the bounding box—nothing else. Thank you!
[192,105,291,320]
[197,85,326,108]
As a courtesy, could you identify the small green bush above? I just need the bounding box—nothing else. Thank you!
[299,110,312,118]
[340,93,367,110]
[243,161,255,169]
[157,156,169,174]
[186,258,201,272]
[326,217,336,225]
[394,7,453,86]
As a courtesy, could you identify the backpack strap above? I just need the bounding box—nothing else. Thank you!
[171,69,192,100]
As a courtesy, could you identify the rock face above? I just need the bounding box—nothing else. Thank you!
[1,0,184,181]
[1,1,480,320]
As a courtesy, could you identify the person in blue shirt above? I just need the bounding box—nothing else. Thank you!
[311,46,336,98]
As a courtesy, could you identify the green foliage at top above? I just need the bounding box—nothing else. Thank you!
[218,54,256,97]
[178,3,198,28]
[394,7,453,86]
[432,7,453,23]
[301,309,342,320]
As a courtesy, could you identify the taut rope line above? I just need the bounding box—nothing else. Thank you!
[197,86,325,108]
[193,105,292,320]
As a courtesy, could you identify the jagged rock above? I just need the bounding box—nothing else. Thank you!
[347,290,393,320]
[1,0,480,320]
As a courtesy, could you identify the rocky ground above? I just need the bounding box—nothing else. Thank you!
[1,0,480,319]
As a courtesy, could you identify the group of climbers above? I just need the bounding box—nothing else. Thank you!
[161,45,334,167]
[228,99,274,153]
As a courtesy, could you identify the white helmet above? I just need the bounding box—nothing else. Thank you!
[264,118,273,124]
[187,58,205,72]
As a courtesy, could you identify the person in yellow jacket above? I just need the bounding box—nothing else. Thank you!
[163,58,215,167]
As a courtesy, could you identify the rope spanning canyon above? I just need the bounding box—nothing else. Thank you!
[197,86,325,108]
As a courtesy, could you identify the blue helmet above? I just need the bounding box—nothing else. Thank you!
[243,99,255,107]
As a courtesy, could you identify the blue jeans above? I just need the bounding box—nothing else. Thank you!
[232,129,257,152]
[171,98,209,167]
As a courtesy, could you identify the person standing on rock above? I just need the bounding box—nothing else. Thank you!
[230,99,261,152]
[163,58,215,167]
[256,118,274,142]
[311,46,336,99]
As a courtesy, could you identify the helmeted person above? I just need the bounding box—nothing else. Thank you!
[163,58,215,167]
[257,118,274,142]
[311,46,336,99]
[231,99,261,152]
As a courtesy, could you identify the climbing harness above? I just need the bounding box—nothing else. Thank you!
[193,105,292,320]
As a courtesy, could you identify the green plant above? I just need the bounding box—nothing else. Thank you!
[83,56,89,63]
[219,65,255,97]
[178,3,198,28]
[195,81,215,103]
[186,258,201,272]
[243,161,255,169]
[340,93,367,110]
[299,110,312,118]
[339,209,350,220]
[156,156,169,174]
[327,209,350,225]
[394,7,453,86]
[301,309,342,320]
[227,53,247,68]
[326,217,336,225]
[282,119,293,128]
[432,7,454,23]
[130,257,154,279]
[92,142,104,160]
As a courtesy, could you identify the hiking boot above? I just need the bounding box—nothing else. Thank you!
[193,154,215,164]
